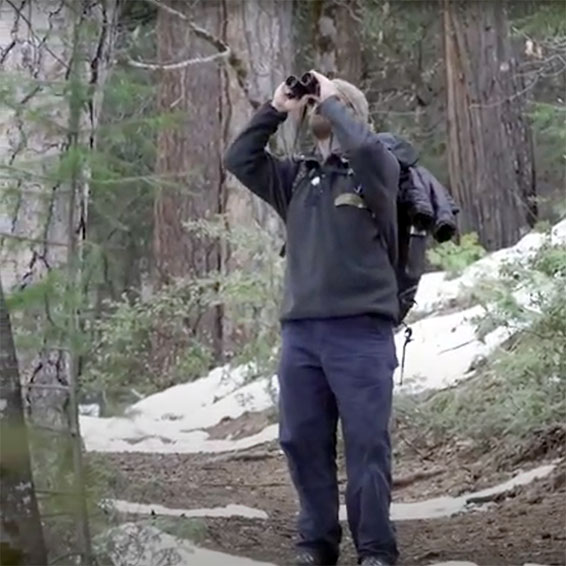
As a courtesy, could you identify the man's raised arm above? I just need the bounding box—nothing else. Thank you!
[224,83,309,220]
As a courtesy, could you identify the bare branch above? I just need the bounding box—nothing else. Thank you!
[128,49,229,71]
[36,489,82,495]
[130,1,232,70]
[139,0,257,106]
[22,383,70,390]
[142,0,231,56]
[3,0,70,71]
[50,553,83,565]
[144,0,187,20]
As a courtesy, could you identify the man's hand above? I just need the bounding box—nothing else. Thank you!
[271,81,313,114]
[308,70,340,102]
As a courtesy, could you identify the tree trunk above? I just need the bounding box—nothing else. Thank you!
[443,0,537,250]
[292,0,363,159]
[311,0,363,82]
[0,0,117,425]
[0,274,47,566]
[153,0,294,364]
[0,2,117,560]
[222,0,295,236]
[220,0,294,355]
[153,0,225,365]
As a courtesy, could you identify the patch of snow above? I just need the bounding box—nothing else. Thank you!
[82,302,508,452]
[79,403,101,417]
[81,306,508,450]
[394,306,511,392]
[413,271,454,314]
[102,522,276,566]
[107,500,268,520]
[339,462,556,521]
[464,463,556,499]
[413,219,566,316]
[80,362,279,453]
[81,221,566,454]
[81,414,278,454]
[551,218,566,244]
[109,463,555,529]
[127,364,275,428]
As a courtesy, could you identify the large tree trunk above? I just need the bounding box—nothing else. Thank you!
[222,0,294,236]
[153,0,293,365]
[221,0,294,355]
[443,0,537,250]
[0,274,47,566]
[0,0,117,425]
[154,0,225,364]
[291,0,363,159]
[0,2,117,560]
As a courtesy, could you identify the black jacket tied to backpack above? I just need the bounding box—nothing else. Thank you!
[376,133,459,321]
[376,133,459,243]
[225,98,401,323]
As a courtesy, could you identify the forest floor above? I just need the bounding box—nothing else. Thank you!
[101,409,566,566]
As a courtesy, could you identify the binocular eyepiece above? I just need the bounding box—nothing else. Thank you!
[285,72,320,100]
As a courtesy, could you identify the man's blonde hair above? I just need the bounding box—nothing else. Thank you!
[332,78,369,124]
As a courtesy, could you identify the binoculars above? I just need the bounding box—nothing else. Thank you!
[285,72,320,100]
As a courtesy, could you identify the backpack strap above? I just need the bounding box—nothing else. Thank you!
[279,156,319,258]
[289,157,314,194]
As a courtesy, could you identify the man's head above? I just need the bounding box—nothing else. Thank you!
[308,78,370,143]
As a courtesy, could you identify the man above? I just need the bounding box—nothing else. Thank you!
[224,70,399,566]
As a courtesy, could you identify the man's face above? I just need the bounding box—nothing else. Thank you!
[308,106,332,140]
[308,99,357,141]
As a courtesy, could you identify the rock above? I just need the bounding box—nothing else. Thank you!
[550,468,566,491]
[526,490,543,505]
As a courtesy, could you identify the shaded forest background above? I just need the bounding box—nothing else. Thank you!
[0,1,565,564]
[90,0,565,390]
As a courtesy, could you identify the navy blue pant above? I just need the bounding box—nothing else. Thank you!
[278,316,398,564]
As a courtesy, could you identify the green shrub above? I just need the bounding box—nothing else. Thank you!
[400,240,566,452]
[82,217,284,398]
[83,281,216,396]
[427,232,486,278]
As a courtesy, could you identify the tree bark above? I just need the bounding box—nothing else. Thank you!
[0,0,118,425]
[153,0,225,364]
[0,3,117,560]
[153,0,294,363]
[220,0,294,354]
[443,0,537,250]
[221,0,295,236]
[0,275,47,566]
[310,0,363,82]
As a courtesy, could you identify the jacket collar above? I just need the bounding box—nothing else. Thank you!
[299,148,350,169]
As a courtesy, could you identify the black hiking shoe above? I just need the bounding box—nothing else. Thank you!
[360,557,391,566]
[294,550,338,566]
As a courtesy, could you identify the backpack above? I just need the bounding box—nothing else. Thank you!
[375,133,459,324]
